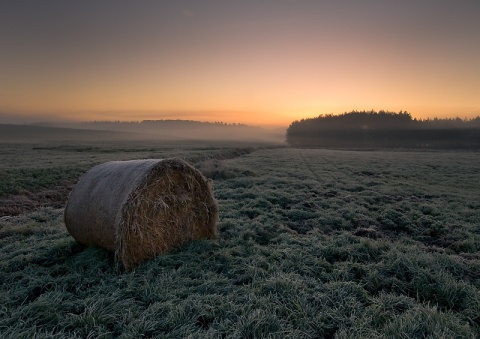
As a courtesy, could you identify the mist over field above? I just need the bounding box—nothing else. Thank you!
[3,110,480,149]
[0,119,285,144]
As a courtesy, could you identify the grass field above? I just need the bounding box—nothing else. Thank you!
[1,139,479,338]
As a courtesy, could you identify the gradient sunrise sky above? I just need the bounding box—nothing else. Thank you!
[1,1,479,126]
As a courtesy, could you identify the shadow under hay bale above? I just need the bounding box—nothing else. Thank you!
[64,158,218,270]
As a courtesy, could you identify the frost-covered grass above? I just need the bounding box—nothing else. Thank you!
[0,142,479,338]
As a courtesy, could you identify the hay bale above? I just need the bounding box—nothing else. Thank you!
[64,158,218,270]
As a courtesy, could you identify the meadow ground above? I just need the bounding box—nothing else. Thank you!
[0,139,479,338]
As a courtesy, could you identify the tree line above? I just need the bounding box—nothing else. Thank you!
[286,110,480,149]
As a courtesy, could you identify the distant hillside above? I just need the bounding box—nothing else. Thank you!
[287,111,480,149]
[0,124,134,142]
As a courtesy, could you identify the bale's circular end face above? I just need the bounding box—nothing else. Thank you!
[64,158,218,270]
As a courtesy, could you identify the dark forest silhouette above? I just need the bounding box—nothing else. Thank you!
[286,110,480,149]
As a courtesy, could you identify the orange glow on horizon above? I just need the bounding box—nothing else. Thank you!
[1,2,479,126]
[3,104,479,129]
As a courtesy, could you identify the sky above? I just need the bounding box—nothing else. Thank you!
[1,0,479,127]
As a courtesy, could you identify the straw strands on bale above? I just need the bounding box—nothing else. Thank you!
[64,158,218,270]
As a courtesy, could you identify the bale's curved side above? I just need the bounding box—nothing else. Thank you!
[64,158,218,269]
[64,159,159,252]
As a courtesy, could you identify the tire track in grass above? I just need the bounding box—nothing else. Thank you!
[299,149,315,177]
[298,148,326,185]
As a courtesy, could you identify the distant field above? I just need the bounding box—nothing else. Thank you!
[0,124,135,142]
[0,137,479,337]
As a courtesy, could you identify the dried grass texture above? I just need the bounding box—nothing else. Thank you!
[64,158,218,270]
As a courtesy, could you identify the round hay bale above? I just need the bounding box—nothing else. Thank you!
[64,158,218,270]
